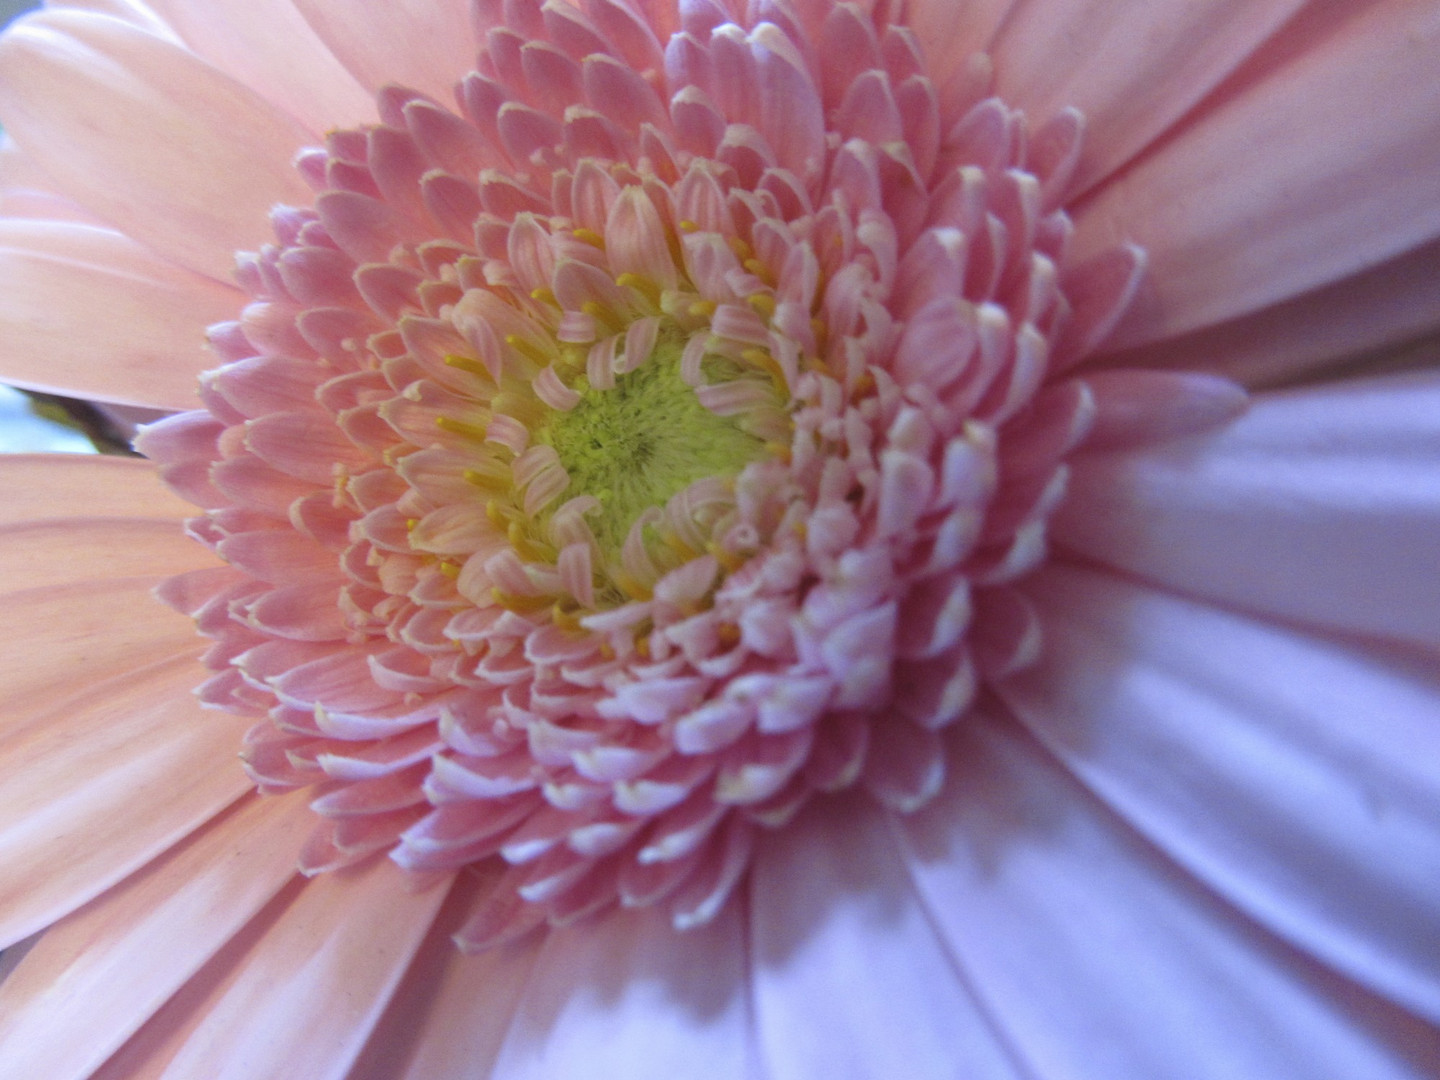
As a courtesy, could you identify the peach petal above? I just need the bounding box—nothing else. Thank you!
[0,453,196,524]
[92,860,452,1080]
[0,795,308,1080]
[0,220,239,409]
[0,10,314,280]
[0,657,252,948]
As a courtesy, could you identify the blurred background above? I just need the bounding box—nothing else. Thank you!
[1,0,127,453]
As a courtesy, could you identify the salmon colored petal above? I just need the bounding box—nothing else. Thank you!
[90,860,450,1080]
[0,9,314,281]
[291,0,477,104]
[0,454,197,524]
[907,0,1015,79]
[0,519,215,592]
[749,797,1023,1080]
[900,705,1439,1078]
[991,0,1308,194]
[0,657,252,948]
[143,0,376,132]
[1098,237,1440,388]
[347,873,541,1080]
[0,795,309,1080]
[0,580,202,722]
[1057,370,1440,647]
[1071,0,1440,350]
[1001,565,1440,1026]
[0,221,240,410]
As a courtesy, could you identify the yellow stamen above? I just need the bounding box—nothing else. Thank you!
[615,272,662,303]
[573,227,606,249]
[582,300,628,334]
[743,259,776,287]
[439,561,461,578]
[436,416,490,441]
[688,299,718,319]
[444,353,492,378]
[677,219,700,233]
[491,588,553,614]
[504,333,551,367]
[746,293,777,320]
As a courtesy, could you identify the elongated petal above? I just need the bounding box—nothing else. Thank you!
[487,903,753,1079]
[900,706,1438,1078]
[0,10,314,280]
[0,518,214,591]
[347,873,542,1079]
[0,220,239,409]
[749,797,1025,1079]
[292,0,476,104]
[999,564,1440,1024]
[992,0,1307,194]
[0,657,252,948]
[0,579,202,722]
[1057,370,1440,646]
[0,795,309,1080]
[142,0,375,131]
[1072,0,1440,348]
[0,454,196,523]
[91,860,450,1080]
[1100,237,1440,388]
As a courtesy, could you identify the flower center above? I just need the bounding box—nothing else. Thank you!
[536,332,771,557]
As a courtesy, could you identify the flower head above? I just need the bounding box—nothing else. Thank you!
[0,0,1438,1076]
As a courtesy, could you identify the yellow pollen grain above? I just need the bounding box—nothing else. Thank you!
[436,415,490,441]
[406,518,418,531]
[573,228,606,249]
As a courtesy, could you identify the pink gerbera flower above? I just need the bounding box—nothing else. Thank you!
[0,0,1437,1076]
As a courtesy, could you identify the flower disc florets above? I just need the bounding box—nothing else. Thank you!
[142,0,1144,945]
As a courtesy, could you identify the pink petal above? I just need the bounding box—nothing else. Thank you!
[91,860,451,1080]
[0,220,239,410]
[0,657,252,947]
[0,9,314,280]
[991,0,1308,194]
[346,873,542,1079]
[141,0,376,131]
[291,0,477,105]
[487,903,753,1078]
[0,794,309,1080]
[1057,370,1440,646]
[900,704,1437,1077]
[999,563,1440,1025]
[749,797,1021,1079]
[1071,0,1440,349]
[1099,236,1440,388]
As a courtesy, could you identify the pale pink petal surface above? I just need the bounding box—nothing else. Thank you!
[0,0,1435,1074]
